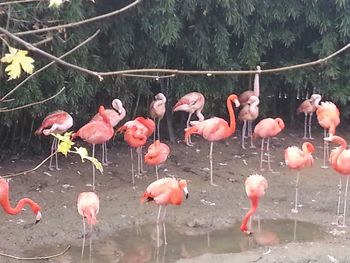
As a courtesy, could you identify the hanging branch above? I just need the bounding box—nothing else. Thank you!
[0,245,70,260]
[0,86,65,112]
[0,0,40,6]
[1,29,100,102]
[14,0,142,36]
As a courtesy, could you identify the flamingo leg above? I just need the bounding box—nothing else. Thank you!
[81,217,86,258]
[321,129,328,169]
[162,206,167,245]
[102,142,111,166]
[308,113,314,139]
[248,121,256,148]
[49,137,56,171]
[54,138,60,170]
[155,165,159,180]
[292,171,300,213]
[89,223,93,258]
[186,113,194,146]
[257,213,261,232]
[209,142,217,187]
[247,120,252,138]
[260,138,264,171]
[141,146,144,174]
[130,147,135,186]
[92,144,96,191]
[153,118,156,142]
[156,205,162,247]
[342,176,349,227]
[303,113,308,139]
[267,137,272,171]
[337,176,342,219]
[241,120,247,149]
[157,118,161,141]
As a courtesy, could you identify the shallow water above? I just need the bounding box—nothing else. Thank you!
[25,219,329,263]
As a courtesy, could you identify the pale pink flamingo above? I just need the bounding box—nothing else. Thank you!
[0,177,42,224]
[238,96,259,149]
[285,142,315,213]
[117,117,155,185]
[35,110,73,170]
[91,99,126,165]
[296,94,322,139]
[184,94,240,186]
[241,174,268,235]
[324,135,350,226]
[316,101,340,168]
[72,106,114,190]
[77,191,99,257]
[141,178,188,247]
[253,118,285,171]
[150,93,166,141]
[144,140,170,180]
[173,92,205,146]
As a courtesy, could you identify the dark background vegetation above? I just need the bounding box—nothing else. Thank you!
[0,0,349,156]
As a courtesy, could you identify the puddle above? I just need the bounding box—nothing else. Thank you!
[24,219,329,263]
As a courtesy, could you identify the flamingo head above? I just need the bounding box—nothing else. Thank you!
[275,118,285,130]
[228,94,240,107]
[303,142,315,153]
[179,179,189,199]
[155,93,166,102]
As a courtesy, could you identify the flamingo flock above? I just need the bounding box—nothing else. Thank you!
[0,87,346,255]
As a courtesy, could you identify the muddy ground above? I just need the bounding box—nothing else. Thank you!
[1,125,350,263]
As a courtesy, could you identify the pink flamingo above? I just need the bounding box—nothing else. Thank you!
[91,99,126,165]
[253,118,285,171]
[141,178,188,247]
[117,117,155,185]
[35,110,73,170]
[316,101,340,168]
[72,106,114,190]
[285,142,315,213]
[173,92,205,146]
[241,174,268,235]
[296,94,322,139]
[324,135,350,226]
[0,177,42,224]
[184,94,240,186]
[77,191,99,257]
[150,93,166,141]
[144,140,170,180]
[238,96,259,149]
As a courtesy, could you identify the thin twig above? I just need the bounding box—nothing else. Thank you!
[0,245,70,260]
[0,86,65,112]
[0,0,40,7]
[122,73,176,79]
[31,36,53,47]
[14,0,142,36]
[1,29,100,101]
[3,151,56,178]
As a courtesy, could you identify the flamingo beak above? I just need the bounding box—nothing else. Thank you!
[234,99,240,108]
[324,136,332,141]
[183,187,189,199]
[35,211,42,224]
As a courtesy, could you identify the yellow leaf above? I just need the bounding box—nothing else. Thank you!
[53,132,74,155]
[87,157,103,174]
[74,146,89,161]
[1,47,34,80]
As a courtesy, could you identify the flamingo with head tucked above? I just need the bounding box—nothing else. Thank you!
[150,93,166,141]
[35,110,73,171]
[285,142,315,213]
[173,92,205,146]
[91,99,126,165]
[144,140,170,180]
[296,94,321,139]
[184,94,240,186]
[238,96,259,149]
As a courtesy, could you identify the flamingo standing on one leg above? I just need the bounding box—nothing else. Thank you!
[150,93,166,141]
[184,94,240,186]
[77,192,99,258]
[72,106,114,191]
[117,117,155,185]
[141,178,189,247]
[253,118,285,171]
[35,110,73,171]
[0,178,42,223]
[284,142,315,213]
[238,96,259,149]
[324,135,350,227]
[173,92,205,146]
[296,94,322,139]
[91,99,126,165]
[316,101,340,169]
[241,174,268,235]
[144,140,170,180]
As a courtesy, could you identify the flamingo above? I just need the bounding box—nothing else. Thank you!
[0,178,42,224]
[324,135,350,227]
[117,117,155,185]
[240,174,268,235]
[91,99,126,165]
[150,93,166,141]
[77,191,99,257]
[141,177,189,247]
[253,118,285,171]
[316,101,340,169]
[144,140,170,180]
[296,94,322,139]
[173,92,205,146]
[35,110,73,170]
[285,142,315,213]
[72,106,114,190]
[238,96,259,149]
[184,94,240,186]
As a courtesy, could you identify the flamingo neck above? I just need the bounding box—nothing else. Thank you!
[253,72,260,97]
[86,207,97,225]
[331,136,347,167]
[227,97,237,136]
[240,196,259,232]
[195,110,204,122]
[0,197,39,216]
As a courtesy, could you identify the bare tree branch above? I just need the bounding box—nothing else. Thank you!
[0,86,65,112]
[0,0,40,6]
[31,36,53,46]
[1,29,100,101]
[14,0,142,36]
